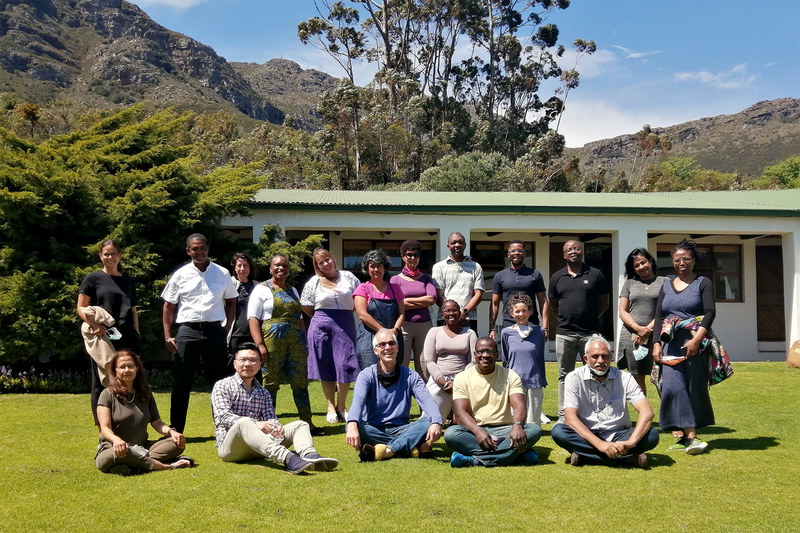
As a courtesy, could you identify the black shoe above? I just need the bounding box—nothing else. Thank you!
[359,444,376,462]
[284,453,312,475]
[303,452,339,471]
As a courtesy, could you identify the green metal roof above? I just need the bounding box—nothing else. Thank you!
[250,189,800,217]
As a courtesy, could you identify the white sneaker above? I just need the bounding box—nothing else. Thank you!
[685,437,708,455]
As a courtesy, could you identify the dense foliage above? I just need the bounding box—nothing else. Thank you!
[0,105,263,366]
[299,0,595,187]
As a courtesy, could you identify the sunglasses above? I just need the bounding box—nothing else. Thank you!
[376,341,398,348]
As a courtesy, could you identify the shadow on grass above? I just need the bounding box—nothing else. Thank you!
[700,425,736,435]
[706,435,779,451]
[652,423,736,435]
[186,435,216,444]
[644,454,677,468]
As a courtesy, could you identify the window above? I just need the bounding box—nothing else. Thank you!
[341,239,436,277]
[657,244,742,302]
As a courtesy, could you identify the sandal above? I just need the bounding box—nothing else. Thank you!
[171,455,195,469]
[326,412,338,424]
[310,425,326,437]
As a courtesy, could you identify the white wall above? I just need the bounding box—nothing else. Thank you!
[225,209,800,361]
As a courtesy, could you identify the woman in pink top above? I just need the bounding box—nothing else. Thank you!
[354,249,405,370]
[390,240,438,382]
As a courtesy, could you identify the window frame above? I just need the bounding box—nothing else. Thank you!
[656,243,743,303]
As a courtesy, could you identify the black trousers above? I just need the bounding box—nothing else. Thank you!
[170,323,228,433]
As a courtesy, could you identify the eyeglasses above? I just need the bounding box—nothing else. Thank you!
[236,358,260,365]
[476,349,497,355]
[376,341,397,348]
[404,253,419,258]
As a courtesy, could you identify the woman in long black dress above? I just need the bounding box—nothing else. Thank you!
[228,252,258,355]
[77,239,140,426]
[653,239,716,455]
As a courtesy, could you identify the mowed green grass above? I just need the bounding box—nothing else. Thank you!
[0,362,797,533]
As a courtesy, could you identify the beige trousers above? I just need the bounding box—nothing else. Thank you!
[218,418,314,465]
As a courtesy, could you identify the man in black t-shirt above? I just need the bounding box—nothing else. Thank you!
[547,240,609,422]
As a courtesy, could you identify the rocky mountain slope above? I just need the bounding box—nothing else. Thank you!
[566,98,800,179]
[0,0,338,128]
[0,0,796,178]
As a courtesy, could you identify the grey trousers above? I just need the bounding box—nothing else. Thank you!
[555,334,593,418]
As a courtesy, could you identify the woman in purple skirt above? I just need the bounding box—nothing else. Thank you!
[301,248,361,425]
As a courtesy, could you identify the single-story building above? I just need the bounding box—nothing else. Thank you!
[223,189,800,362]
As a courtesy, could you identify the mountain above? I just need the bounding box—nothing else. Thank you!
[566,98,800,179]
[1,0,797,178]
[0,0,339,128]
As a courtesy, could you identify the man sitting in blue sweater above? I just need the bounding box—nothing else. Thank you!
[346,328,443,461]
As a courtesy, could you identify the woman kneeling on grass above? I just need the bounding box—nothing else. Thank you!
[95,350,194,475]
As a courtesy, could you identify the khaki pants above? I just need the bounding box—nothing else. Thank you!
[402,321,433,381]
[95,437,183,472]
[218,418,314,465]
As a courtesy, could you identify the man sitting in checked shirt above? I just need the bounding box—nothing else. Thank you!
[211,342,338,474]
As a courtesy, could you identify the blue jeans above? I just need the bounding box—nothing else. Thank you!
[444,423,542,467]
[551,424,660,464]
[358,416,432,456]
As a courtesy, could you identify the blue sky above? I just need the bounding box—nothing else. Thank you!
[129,0,799,147]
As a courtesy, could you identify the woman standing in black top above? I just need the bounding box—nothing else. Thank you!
[228,252,258,355]
[78,239,140,426]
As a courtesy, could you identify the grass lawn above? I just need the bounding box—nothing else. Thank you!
[0,362,797,533]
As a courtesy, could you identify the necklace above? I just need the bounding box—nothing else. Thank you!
[124,390,136,404]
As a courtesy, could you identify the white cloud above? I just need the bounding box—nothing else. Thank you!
[612,45,661,60]
[130,0,206,10]
[555,98,699,148]
[558,48,616,79]
[674,63,756,89]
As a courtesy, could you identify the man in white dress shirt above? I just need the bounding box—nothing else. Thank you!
[162,233,237,432]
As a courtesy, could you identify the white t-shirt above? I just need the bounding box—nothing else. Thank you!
[563,366,645,440]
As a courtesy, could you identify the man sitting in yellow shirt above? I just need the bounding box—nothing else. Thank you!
[444,337,542,467]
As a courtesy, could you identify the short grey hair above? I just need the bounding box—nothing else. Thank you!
[361,249,392,279]
[585,334,612,353]
[372,328,397,348]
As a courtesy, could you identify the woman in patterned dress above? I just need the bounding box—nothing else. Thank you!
[248,254,322,435]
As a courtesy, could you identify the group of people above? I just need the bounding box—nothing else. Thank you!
[78,231,720,474]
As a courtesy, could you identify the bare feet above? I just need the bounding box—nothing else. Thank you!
[170,458,192,469]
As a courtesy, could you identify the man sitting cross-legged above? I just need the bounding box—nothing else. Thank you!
[346,328,443,461]
[551,334,659,468]
[444,337,542,468]
[211,342,338,474]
